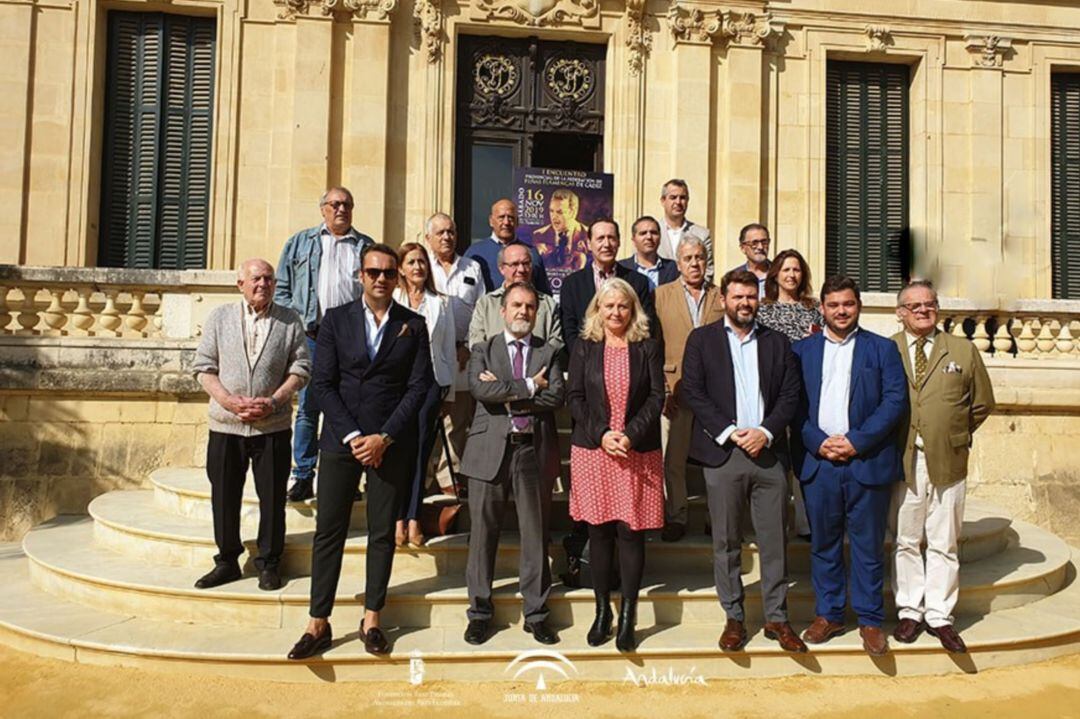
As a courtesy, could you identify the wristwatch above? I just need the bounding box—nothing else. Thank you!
[379,432,394,446]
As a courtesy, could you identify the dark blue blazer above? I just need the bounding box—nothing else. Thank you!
[791,328,907,487]
[681,322,801,468]
[558,261,657,355]
[617,257,680,287]
[312,300,434,454]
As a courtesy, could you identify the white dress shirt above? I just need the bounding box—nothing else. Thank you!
[715,319,772,446]
[317,224,365,317]
[664,220,686,259]
[241,301,271,364]
[427,249,484,343]
[681,281,708,329]
[818,327,859,436]
[393,287,457,391]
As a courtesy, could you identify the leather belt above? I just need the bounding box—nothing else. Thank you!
[305,325,319,340]
[508,432,534,445]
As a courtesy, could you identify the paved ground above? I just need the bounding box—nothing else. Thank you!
[2,642,1079,718]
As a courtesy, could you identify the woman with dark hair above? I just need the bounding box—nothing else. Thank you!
[391,242,456,547]
[756,248,821,540]
[757,249,824,343]
[567,278,665,653]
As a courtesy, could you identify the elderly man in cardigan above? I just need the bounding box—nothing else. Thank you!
[192,258,311,592]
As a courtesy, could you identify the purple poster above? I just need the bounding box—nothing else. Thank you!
[513,167,614,297]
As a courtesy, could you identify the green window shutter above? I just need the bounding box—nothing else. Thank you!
[98,12,215,270]
[99,12,164,269]
[1052,73,1080,299]
[826,61,909,293]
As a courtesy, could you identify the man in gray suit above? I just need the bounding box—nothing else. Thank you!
[658,179,714,282]
[461,281,566,646]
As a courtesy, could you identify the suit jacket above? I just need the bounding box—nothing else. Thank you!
[558,261,657,355]
[458,335,566,483]
[681,322,801,468]
[566,338,665,453]
[658,220,713,282]
[653,281,724,400]
[791,328,908,487]
[891,330,995,487]
[312,300,434,454]
[617,256,680,288]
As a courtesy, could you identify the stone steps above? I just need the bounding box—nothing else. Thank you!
[1,541,1078,682]
[23,515,1071,630]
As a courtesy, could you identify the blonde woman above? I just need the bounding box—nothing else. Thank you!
[392,242,456,547]
[567,278,665,653]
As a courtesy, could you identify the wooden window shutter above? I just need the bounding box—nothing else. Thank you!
[98,12,215,269]
[1052,72,1080,299]
[826,61,910,293]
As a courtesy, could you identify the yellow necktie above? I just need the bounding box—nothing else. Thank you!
[914,336,929,385]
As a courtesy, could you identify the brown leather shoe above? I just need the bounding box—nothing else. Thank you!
[859,625,889,656]
[718,619,748,651]
[893,618,927,644]
[927,624,967,654]
[802,616,846,644]
[763,621,808,653]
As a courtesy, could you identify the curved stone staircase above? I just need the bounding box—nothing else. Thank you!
[0,465,1078,682]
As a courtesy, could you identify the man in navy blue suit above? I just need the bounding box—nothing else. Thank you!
[791,275,907,656]
[287,243,434,660]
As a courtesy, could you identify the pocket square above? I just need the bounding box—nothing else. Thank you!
[944,361,962,374]
[397,323,412,338]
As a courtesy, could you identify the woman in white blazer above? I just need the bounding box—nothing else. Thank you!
[393,242,456,546]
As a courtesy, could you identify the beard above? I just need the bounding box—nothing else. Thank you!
[726,307,755,329]
[507,319,532,335]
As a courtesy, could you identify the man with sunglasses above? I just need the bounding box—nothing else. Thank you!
[890,280,995,654]
[726,223,772,298]
[275,187,374,502]
[288,244,434,659]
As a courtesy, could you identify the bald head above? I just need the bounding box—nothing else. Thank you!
[489,198,519,243]
[236,258,276,311]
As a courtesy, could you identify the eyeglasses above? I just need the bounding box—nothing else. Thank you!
[500,261,531,269]
[901,301,938,312]
[322,200,353,210]
[740,239,770,248]
[362,268,399,281]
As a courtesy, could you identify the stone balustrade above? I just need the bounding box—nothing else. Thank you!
[0,266,237,340]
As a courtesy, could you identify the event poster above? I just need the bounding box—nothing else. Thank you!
[513,167,615,297]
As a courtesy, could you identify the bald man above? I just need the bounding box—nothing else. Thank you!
[192,259,312,591]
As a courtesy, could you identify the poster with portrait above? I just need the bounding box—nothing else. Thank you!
[513,167,615,298]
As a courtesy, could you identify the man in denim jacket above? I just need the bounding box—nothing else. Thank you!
[274,186,373,501]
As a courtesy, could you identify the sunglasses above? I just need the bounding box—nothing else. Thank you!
[361,268,399,281]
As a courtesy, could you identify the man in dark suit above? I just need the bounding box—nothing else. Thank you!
[461,281,566,646]
[559,218,657,354]
[791,275,908,656]
[618,215,680,290]
[681,269,806,653]
[287,244,434,660]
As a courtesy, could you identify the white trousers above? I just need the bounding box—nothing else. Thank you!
[891,448,966,628]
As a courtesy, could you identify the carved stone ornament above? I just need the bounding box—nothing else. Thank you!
[413,0,444,63]
[964,34,1013,68]
[470,0,600,28]
[625,0,651,76]
[720,10,776,47]
[667,2,722,45]
[865,24,891,52]
[274,0,397,20]
[474,54,519,98]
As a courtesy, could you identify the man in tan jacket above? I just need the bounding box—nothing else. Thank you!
[890,280,995,653]
[655,235,725,541]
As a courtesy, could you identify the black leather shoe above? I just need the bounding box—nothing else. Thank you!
[194,563,242,589]
[615,599,637,653]
[288,479,314,503]
[587,594,613,646]
[464,618,490,645]
[287,625,332,660]
[258,567,282,591]
[523,621,558,645]
[360,621,390,655]
[660,523,686,542]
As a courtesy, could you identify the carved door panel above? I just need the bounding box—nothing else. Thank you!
[454,35,605,244]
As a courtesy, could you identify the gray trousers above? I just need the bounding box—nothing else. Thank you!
[704,449,789,623]
[466,441,551,623]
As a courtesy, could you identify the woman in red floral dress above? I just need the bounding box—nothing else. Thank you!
[567,278,665,653]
